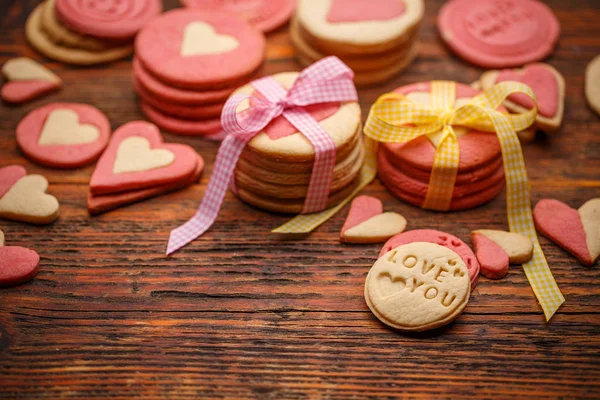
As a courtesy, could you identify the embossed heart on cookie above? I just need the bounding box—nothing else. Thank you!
[0,172,60,225]
[326,0,406,23]
[340,196,407,244]
[534,198,600,266]
[90,121,199,195]
[0,230,40,287]
[180,21,239,56]
[1,58,61,104]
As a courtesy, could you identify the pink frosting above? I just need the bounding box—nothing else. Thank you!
[327,0,405,23]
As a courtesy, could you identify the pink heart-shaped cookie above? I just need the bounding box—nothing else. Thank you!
[326,0,406,23]
[0,165,27,198]
[2,58,61,104]
[341,196,383,239]
[2,80,61,104]
[340,196,407,244]
[0,231,40,287]
[534,199,592,266]
[471,232,509,279]
[495,64,559,118]
[89,121,199,195]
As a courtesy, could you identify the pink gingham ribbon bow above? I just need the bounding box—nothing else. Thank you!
[167,57,357,255]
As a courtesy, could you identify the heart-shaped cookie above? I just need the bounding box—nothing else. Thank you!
[0,230,40,287]
[480,63,565,133]
[180,21,239,56]
[471,230,533,279]
[90,121,199,195]
[1,57,61,104]
[534,198,599,266]
[0,174,60,225]
[326,0,406,23]
[38,109,100,146]
[340,196,407,244]
[0,165,27,198]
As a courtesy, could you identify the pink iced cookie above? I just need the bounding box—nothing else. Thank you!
[326,0,406,23]
[181,0,296,33]
[340,196,383,240]
[471,232,509,279]
[2,58,61,104]
[16,103,111,169]
[0,165,27,198]
[438,0,560,68]
[89,121,200,195]
[380,229,480,289]
[0,230,40,287]
[140,102,223,137]
[534,199,593,266]
[135,9,266,89]
[55,0,162,41]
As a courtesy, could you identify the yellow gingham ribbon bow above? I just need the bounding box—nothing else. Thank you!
[363,81,565,321]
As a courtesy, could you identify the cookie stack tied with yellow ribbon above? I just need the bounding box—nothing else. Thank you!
[133,9,266,136]
[232,72,363,213]
[292,0,423,87]
[26,0,161,65]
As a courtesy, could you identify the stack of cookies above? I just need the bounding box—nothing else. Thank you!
[26,0,161,65]
[377,82,506,211]
[291,0,424,87]
[133,9,266,136]
[232,72,364,214]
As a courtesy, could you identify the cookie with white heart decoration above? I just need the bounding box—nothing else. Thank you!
[16,103,111,168]
[340,195,407,244]
[0,165,60,225]
[2,57,61,104]
[480,63,565,133]
[471,230,534,279]
[534,198,600,266]
[0,229,40,287]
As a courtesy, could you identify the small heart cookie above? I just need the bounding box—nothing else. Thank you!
[1,57,61,104]
[534,198,600,266]
[90,121,200,195]
[340,196,407,244]
[480,63,565,133]
[471,230,534,279]
[0,167,60,225]
[0,230,40,287]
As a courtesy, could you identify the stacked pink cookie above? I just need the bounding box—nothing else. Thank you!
[133,9,266,136]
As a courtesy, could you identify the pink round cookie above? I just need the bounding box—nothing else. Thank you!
[380,229,480,289]
[55,0,162,41]
[133,58,236,105]
[16,103,111,169]
[181,0,296,33]
[140,102,223,137]
[135,9,266,89]
[383,82,502,173]
[438,0,560,68]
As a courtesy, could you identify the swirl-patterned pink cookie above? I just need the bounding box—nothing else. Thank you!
[438,0,560,68]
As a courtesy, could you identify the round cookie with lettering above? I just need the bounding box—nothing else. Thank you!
[16,103,111,169]
[135,9,266,90]
[365,242,471,331]
[438,0,560,68]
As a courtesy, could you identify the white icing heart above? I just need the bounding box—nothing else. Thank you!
[38,109,100,146]
[2,58,60,83]
[180,22,239,57]
[113,136,175,174]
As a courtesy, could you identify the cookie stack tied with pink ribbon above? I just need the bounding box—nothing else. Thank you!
[133,9,266,136]
[166,57,364,254]
[26,0,161,65]
[292,0,423,87]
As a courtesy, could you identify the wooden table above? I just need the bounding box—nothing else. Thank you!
[1,0,599,398]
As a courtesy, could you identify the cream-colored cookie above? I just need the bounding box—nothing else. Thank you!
[343,212,407,244]
[296,0,424,54]
[586,55,600,116]
[472,229,533,264]
[2,57,60,83]
[234,72,361,162]
[113,136,175,174]
[0,175,60,225]
[365,242,470,331]
[578,198,600,263]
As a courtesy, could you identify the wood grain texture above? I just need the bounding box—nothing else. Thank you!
[1,0,600,398]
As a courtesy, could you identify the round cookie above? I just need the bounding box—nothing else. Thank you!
[140,102,222,136]
[585,55,600,116]
[380,229,480,289]
[133,58,236,105]
[365,242,470,331]
[26,3,133,66]
[438,0,560,68]
[181,0,296,33]
[55,0,162,41]
[235,72,361,162]
[135,9,266,90]
[17,103,111,168]
[296,0,424,54]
